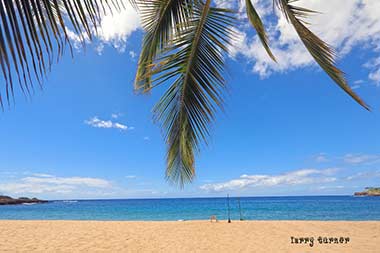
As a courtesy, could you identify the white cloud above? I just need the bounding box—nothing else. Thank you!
[95,44,105,55]
[0,174,112,196]
[200,168,338,192]
[343,154,380,165]
[369,69,380,84]
[66,29,90,50]
[354,80,364,84]
[129,51,137,59]
[143,136,150,141]
[346,170,380,181]
[316,185,344,190]
[66,0,140,54]
[214,0,235,9]
[31,173,55,178]
[125,175,137,179]
[231,0,380,83]
[314,153,329,163]
[85,116,132,131]
[96,1,141,53]
[22,175,111,188]
[111,113,124,119]
[364,57,380,85]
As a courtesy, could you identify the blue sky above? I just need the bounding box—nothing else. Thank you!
[0,0,380,199]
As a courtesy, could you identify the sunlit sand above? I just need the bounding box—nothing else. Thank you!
[1,220,379,252]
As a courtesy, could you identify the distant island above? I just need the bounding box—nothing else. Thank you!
[354,187,380,197]
[0,195,48,205]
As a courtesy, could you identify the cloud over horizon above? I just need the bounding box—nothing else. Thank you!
[0,174,113,197]
[346,170,380,181]
[200,168,338,192]
[343,154,380,165]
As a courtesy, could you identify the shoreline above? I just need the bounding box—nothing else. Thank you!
[4,194,358,202]
[1,219,380,222]
[1,220,379,252]
[3,196,379,221]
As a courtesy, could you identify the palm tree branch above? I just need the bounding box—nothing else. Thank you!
[245,0,276,62]
[0,0,124,108]
[276,0,369,110]
[134,0,190,93]
[152,0,235,186]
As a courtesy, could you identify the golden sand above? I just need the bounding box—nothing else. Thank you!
[0,220,379,252]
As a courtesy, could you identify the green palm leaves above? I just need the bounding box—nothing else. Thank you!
[0,1,370,186]
[150,0,234,185]
[0,0,122,106]
[136,0,369,185]
[245,0,276,62]
[134,0,190,93]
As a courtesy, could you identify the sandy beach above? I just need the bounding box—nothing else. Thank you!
[0,220,379,252]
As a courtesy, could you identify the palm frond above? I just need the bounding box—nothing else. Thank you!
[276,0,369,110]
[152,0,235,186]
[134,0,191,93]
[245,0,276,61]
[0,0,124,108]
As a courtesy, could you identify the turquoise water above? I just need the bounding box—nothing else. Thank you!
[1,196,380,220]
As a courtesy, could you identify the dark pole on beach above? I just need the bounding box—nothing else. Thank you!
[227,194,231,223]
[238,197,243,221]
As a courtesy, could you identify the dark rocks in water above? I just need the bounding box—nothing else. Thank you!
[354,187,380,197]
[0,195,48,205]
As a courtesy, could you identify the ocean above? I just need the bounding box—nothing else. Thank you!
[1,196,379,221]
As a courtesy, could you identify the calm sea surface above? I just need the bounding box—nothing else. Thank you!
[1,196,379,221]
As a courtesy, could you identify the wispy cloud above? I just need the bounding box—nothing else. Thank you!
[85,116,132,131]
[111,113,123,119]
[364,57,380,85]
[31,173,55,178]
[316,185,345,190]
[129,51,137,59]
[125,175,137,179]
[200,168,338,192]
[346,170,380,181]
[343,154,380,165]
[22,175,111,188]
[314,153,329,163]
[354,80,364,84]
[0,174,112,196]
[311,153,380,165]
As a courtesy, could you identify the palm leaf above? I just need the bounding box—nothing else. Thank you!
[0,0,124,108]
[152,0,235,186]
[276,0,369,110]
[245,0,276,61]
[134,0,190,93]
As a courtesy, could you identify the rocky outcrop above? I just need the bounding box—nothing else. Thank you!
[354,187,380,197]
[0,195,48,205]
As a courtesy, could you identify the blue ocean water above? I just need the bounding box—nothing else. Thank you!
[0,196,380,221]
